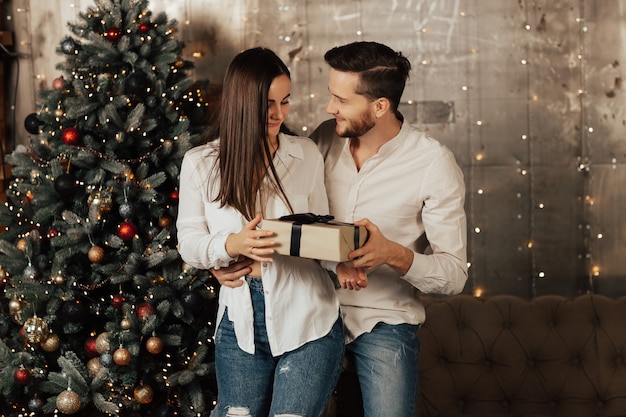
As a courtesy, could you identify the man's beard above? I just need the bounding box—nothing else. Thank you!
[336,112,375,138]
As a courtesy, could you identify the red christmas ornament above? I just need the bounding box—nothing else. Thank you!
[61,127,80,145]
[84,336,98,358]
[118,221,137,241]
[14,368,30,385]
[52,76,65,90]
[111,294,125,309]
[106,27,123,42]
[136,302,155,321]
[138,23,149,33]
[170,189,179,201]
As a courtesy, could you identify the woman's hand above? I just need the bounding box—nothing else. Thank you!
[225,213,275,262]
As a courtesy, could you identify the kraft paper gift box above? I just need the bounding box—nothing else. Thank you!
[261,213,368,262]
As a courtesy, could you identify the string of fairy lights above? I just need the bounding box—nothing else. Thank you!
[5,0,615,305]
[467,0,597,296]
[576,0,594,291]
[521,2,539,298]
[462,7,481,297]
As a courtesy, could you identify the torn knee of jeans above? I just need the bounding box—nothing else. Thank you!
[226,405,250,416]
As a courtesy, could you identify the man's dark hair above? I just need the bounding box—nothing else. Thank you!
[324,41,411,112]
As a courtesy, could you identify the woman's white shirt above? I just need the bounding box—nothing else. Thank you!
[177,134,339,355]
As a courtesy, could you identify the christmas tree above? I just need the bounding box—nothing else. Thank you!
[0,0,218,415]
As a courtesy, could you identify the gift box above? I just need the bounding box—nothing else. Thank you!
[261,213,368,262]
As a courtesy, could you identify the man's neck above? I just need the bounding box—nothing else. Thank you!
[350,116,402,170]
[354,114,402,152]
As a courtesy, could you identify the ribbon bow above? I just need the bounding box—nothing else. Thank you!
[279,213,335,224]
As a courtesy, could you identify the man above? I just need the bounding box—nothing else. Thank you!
[212,41,468,417]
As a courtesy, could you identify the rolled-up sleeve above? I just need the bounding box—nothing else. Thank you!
[176,148,238,270]
[404,151,467,295]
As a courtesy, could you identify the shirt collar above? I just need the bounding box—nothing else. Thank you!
[378,119,410,156]
[340,117,410,157]
[275,133,304,161]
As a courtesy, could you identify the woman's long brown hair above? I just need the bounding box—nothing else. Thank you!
[213,47,294,220]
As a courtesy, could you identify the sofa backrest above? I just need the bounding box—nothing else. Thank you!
[418,294,626,417]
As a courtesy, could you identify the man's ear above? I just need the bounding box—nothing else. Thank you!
[374,97,391,118]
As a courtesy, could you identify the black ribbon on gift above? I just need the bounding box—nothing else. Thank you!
[279,213,365,258]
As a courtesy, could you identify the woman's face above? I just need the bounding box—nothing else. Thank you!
[267,74,291,139]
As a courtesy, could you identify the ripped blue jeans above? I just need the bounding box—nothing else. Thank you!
[213,278,344,417]
[347,322,421,417]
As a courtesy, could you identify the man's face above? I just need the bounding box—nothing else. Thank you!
[325,69,376,138]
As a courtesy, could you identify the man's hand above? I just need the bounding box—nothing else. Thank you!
[348,218,414,276]
[336,262,368,290]
[211,258,254,288]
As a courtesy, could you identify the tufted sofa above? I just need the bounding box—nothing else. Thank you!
[324,294,626,417]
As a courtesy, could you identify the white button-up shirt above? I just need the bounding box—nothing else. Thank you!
[177,134,340,355]
[311,119,468,342]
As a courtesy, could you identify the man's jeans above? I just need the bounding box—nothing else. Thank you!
[213,278,344,417]
[347,322,421,417]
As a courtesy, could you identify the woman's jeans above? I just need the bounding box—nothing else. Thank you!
[214,278,345,417]
[347,322,421,417]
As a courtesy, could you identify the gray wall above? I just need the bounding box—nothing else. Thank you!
[6,0,626,297]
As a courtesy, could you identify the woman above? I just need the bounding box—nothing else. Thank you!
[177,47,344,417]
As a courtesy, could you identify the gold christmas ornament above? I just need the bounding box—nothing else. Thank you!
[113,347,131,365]
[23,316,49,343]
[146,336,164,354]
[120,317,132,330]
[95,332,111,354]
[133,384,154,404]
[40,333,61,352]
[87,357,105,377]
[9,298,23,324]
[16,238,28,252]
[56,389,81,414]
[8,298,22,314]
[88,245,105,263]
